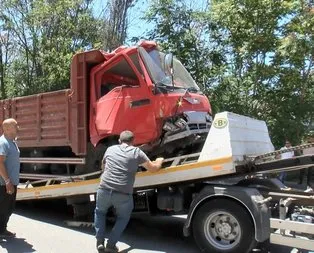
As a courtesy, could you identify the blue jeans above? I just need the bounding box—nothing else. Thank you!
[94,188,133,247]
[279,171,286,182]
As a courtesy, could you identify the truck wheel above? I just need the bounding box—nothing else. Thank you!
[22,149,49,173]
[75,143,107,174]
[50,164,67,174]
[192,199,256,253]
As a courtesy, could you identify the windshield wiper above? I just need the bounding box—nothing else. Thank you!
[155,83,200,93]
[155,82,173,89]
[186,87,199,93]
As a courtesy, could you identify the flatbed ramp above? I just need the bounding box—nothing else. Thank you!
[16,112,273,200]
[16,111,314,201]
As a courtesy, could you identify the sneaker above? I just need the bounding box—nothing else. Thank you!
[305,186,313,193]
[105,244,119,253]
[0,230,16,238]
[96,240,105,251]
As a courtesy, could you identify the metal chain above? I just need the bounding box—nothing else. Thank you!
[253,142,314,162]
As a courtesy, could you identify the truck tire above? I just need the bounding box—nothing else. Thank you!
[75,142,107,174]
[50,164,67,174]
[22,149,49,173]
[192,199,256,253]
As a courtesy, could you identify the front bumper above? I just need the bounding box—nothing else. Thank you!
[162,111,212,145]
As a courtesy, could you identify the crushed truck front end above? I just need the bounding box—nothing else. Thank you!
[90,40,212,158]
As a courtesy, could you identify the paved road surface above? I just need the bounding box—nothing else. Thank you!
[0,200,311,253]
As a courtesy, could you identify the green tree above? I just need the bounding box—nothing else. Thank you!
[209,0,314,146]
[102,0,137,51]
[146,0,314,147]
[145,0,224,88]
[0,0,103,97]
[0,21,14,99]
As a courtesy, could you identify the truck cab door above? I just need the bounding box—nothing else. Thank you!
[90,54,158,146]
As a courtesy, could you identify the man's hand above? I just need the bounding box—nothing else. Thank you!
[141,157,164,172]
[0,156,14,194]
[5,180,15,195]
[155,157,164,166]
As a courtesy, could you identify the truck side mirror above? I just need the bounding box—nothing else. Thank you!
[164,53,174,77]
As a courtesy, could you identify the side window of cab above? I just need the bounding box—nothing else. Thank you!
[98,54,142,98]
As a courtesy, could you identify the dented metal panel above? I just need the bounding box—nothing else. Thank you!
[0,90,72,148]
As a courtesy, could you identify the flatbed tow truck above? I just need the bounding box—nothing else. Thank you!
[16,112,314,253]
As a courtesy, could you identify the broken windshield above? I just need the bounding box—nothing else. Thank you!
[139,47,200,92]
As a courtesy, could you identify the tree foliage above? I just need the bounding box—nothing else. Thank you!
[102,0,137,51]
[146,0,314,147]
[0,0,103,97]
[146,0,219,87]
[0,0,313,148]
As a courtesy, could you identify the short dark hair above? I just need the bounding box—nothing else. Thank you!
[119,130,134,143]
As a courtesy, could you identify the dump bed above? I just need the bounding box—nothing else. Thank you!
[0,50,106,156]
[0,88,87,155]
[0,90,75,149]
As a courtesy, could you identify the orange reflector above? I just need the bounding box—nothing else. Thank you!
[212,165,222,170]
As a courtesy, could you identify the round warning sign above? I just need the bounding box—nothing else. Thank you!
[213,118,228,128]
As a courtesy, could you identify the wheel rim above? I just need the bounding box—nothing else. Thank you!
[203,211,241,250]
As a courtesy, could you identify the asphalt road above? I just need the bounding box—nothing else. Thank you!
[0,200,311,253]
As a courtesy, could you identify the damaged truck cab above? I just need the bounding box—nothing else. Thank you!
[88,40,211,156]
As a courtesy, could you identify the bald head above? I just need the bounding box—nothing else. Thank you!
[119,130,134,144]
[2,118,17,128]
[2,118,18,140]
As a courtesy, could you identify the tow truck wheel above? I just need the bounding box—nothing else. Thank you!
[192,199,256,253]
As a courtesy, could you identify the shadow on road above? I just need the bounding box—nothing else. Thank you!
[11,198,311,253]
[0,237,36,253]
[13,200,200,253]
[14,199,73,225]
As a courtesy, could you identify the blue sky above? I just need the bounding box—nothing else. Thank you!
[92,0,152,44]
[91,0,209,45]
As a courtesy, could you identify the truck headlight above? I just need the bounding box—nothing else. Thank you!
[175,118,187,129]
[163,122,178,132]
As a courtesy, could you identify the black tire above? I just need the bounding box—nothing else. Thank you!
[192,199,256,253]
[75,142,108,175]
[22,149,49,173]
[50,164,67,174]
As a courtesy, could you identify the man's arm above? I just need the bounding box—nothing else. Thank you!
[141,157,164,172]
[101,156,106,171]
[0,156,9,181]
[275,147,284,159]
[101,148,110,171]
[0,155,15,194]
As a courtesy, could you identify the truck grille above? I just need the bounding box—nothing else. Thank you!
[188,123,209,130]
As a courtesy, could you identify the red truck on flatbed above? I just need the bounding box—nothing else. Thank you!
[0,41,211,175]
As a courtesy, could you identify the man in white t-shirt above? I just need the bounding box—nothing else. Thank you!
[278,140,294,182]
[299,135,314,188]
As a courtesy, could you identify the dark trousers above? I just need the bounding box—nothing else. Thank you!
[0,185,17,233]
[94,188,133,247]
[299,167,313,186]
